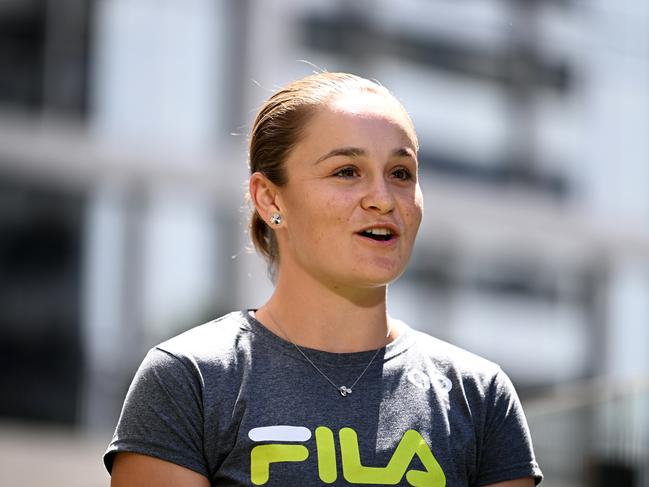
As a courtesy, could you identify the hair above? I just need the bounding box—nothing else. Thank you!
[247,72,416,277]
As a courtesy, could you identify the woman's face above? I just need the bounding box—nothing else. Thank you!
[274,90,423,290]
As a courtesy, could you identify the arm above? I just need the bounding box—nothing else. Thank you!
[104,349,210,481]
[484,478,535,487]
[476,369,543,486]
[111,452,211,487]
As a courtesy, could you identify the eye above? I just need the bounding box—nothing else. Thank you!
[333,166,359,178]
[391,167,413,181]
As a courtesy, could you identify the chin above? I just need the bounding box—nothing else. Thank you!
[349,267,406,288]
[318,257,409,289]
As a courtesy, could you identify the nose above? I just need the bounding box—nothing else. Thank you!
[360,175,395,214]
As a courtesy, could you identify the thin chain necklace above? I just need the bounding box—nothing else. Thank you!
[264,308,387,397]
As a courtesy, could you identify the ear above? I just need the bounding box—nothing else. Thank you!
[249,172,282,224]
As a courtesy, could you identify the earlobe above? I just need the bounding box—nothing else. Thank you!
[268,212,282,225]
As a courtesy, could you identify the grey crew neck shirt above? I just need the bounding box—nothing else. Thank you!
[105,310,542,486]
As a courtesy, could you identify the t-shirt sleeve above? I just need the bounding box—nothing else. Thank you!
[103,347,207,477]
[476,368,543,486]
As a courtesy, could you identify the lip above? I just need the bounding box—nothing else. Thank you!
[354,222,401,246]
[356,222,401,236]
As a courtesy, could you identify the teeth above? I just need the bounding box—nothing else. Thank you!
[365,228,392,236]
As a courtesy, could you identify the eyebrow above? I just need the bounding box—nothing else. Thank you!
[314,146,416,164]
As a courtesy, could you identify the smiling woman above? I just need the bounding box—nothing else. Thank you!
[104,72,543,486]
[250,85,423,296]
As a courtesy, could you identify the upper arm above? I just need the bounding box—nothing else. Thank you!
[104,348,209,478]
[111,452,211,487]
[477,370,542,485]
[483,478,536,487]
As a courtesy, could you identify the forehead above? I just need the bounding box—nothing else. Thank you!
[328,89,402,113]
[304,90,418,147]
[328,90,413,125]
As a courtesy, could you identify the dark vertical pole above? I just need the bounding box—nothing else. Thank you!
[42,0,91,117]
[222,0,251,135]
[503,0,540,184]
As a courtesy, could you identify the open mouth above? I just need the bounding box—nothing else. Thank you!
[358,228,395,242]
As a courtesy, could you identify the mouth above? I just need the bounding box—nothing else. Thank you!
[356,227,398,242]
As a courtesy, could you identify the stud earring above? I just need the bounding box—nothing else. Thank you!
[269,211,282,225]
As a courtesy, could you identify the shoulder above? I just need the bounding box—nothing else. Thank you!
[399,324,506,395]
[155,310,252,358]
[139,310,255,380]
[123,311,256,404]
[407,326,501,373]
[399,326,526,426]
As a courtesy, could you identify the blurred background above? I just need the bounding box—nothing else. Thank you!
[0,0,648,485]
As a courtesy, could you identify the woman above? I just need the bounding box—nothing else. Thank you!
[105,72,543,486]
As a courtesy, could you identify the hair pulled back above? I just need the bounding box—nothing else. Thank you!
[248,72,409,276]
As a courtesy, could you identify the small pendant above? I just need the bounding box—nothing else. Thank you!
[339,386,352,397]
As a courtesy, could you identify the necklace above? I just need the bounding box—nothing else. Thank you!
[263,308,386,397]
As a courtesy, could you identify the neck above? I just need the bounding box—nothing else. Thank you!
[256,269,396,353]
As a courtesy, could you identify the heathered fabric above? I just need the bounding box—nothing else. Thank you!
[104,310,542,486]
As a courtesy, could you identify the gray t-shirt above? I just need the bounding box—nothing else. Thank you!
[105,311,542,486]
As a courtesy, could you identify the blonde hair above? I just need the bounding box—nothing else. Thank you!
[248,72,415,276]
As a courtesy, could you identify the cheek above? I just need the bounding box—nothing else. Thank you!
[307,196,355,253]
[413,200,423,228]
[323,193,355,220]
[294,194,351,242]
[402,190,424,231]
[415,185,424,214]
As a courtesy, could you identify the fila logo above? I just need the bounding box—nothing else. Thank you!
[248,425,446,486]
